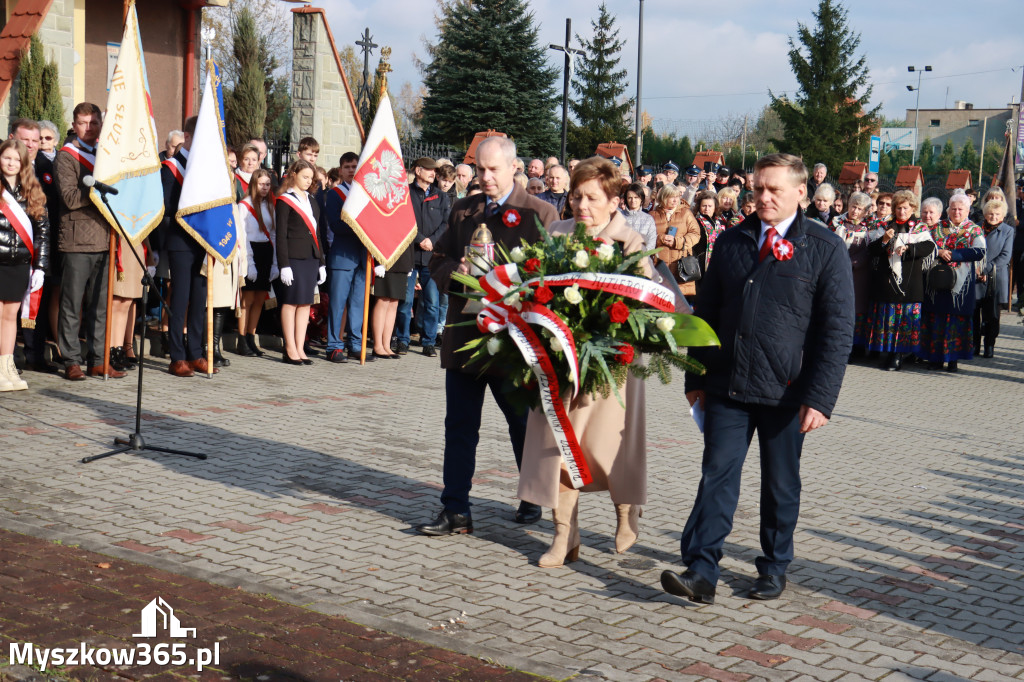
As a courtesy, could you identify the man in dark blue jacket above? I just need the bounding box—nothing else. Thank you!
[395,157,449,357]
[661,153,854,605]
[324,151,367,363]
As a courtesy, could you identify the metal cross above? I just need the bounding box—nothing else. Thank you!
[355,27,378,120]
[549,19,585,165]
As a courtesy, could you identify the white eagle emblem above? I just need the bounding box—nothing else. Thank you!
[364,150,407,210]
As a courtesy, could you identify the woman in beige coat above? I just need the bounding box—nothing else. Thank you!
[518,157,653,568]
[650,184,701,297]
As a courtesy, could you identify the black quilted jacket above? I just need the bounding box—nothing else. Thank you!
[684,211,854,418]
[0,181,50,272]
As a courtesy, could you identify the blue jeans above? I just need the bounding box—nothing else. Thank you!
[396,263,439,347]
[325,266,366,352]
[440,369,527,514]
[679,395,804,583]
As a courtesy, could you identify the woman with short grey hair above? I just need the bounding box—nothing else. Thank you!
[917,192,986,372]
[806,182,837,226]
[834,192,873,354]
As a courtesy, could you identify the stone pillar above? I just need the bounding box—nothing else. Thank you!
[290,8,362,166]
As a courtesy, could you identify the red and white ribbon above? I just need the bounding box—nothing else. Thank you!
[471,263,677,489]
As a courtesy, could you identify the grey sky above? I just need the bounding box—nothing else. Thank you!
[316,0,1023,136]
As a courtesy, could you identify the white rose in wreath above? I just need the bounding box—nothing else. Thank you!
[510,246,526,263]
[656,316,676,333]
[573,250,590,268]
[564,284,583,304]
[596,243,615,261]
[487,336,503,355]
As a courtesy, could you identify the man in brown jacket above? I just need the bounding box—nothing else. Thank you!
[55,102,124,380]
[416,137,558,536]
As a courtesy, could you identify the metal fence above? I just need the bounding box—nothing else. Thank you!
[399,138,460,166]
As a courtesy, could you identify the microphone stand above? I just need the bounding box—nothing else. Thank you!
[81,189,206,464]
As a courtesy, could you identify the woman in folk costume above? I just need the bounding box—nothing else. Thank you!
[108,228,153,372]
[519,157,653,568]
[691,189,725,285]
[275,160,325,365]
[863,190,934,371]
[0,139,49,391]
[833,192,874,355]
[917,192,986,372]
[237,168,278,357]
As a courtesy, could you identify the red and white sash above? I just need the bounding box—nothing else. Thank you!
[60,142,95,172]
[276,191,319,251]
[332,183,349,203]
[240,198,272,241]
[162,157,185,185]
[235,169,251,194]
[1,190,42,325]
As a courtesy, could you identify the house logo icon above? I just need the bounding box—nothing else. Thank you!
[133,597,196,638]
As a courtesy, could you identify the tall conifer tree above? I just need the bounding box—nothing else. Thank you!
[567,3,633,159]
[225,7,268,147]
[769,0,880,171]
[420,0,559,156]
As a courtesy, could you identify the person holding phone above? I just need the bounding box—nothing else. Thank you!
[650,184,700,297]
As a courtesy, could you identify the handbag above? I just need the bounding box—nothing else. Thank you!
[676,255,702,283]
[928,262,956,291]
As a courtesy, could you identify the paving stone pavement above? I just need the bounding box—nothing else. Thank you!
[1,315,1023,682]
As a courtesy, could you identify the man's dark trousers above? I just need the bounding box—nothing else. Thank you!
[441,369,527,515]
[167,247,207,362]
[58,251,108,367]
[679,395,804,584]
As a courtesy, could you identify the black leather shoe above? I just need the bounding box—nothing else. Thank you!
[945,360,958,373]
[348,350,374,362]
[660,569,716,604]
[423,345,437,357]
[514,501,542,524]
[748,574,787,600]
[983,345,994,358]
[415,509,473,536]
[885,353,901,371]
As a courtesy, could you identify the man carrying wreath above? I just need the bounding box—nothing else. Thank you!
[661,153,854,604]
[416,137,558,536]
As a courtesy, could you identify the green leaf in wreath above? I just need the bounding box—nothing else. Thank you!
[668,314,720,348]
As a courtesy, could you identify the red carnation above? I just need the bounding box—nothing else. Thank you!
[524,258,541,273]
[616,344,635,365]
[607,300,630,324]
[534,286,554,304]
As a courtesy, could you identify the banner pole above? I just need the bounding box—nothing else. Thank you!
[102,230,116,380]
[360,252,372,365]
[206,255,214,377]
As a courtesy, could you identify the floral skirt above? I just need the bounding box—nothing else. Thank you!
[917,312,973,362]
[861,302,921,353]
[852,312,870,347]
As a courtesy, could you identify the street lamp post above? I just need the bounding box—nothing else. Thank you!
[635,0,644,169]
[907,65,932,165]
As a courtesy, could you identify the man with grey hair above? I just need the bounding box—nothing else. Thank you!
[416,136,559,536]
[161,130,184,161]
[455,163,474,198]
[807,162,827,198]
[537,164,569,217]
[526,157,544,179]
[662,152,853,604]
[862,171,879,193]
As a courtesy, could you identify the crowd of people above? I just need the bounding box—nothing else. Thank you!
[0,104,1020,392]
[3,105,1023,602]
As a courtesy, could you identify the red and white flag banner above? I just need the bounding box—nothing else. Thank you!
[340,95,416,269]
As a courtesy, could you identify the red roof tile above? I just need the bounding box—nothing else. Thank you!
[945,169,973,190]
[693,150,724,168]
[595,142,633,173]
[0,0,57,109]
[838,161,867,184]
[464,130,507,165]
[894,166,924,188]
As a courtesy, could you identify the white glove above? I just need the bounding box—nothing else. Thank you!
[146,265,157,280]
[29,269,45,292]
[317,266,327,285]
[247,262,258,281]
[270,264,280,281]
[374,264,386,278]
[280,266,294,286]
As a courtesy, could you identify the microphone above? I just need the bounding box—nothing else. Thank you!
[83,175,119,195]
